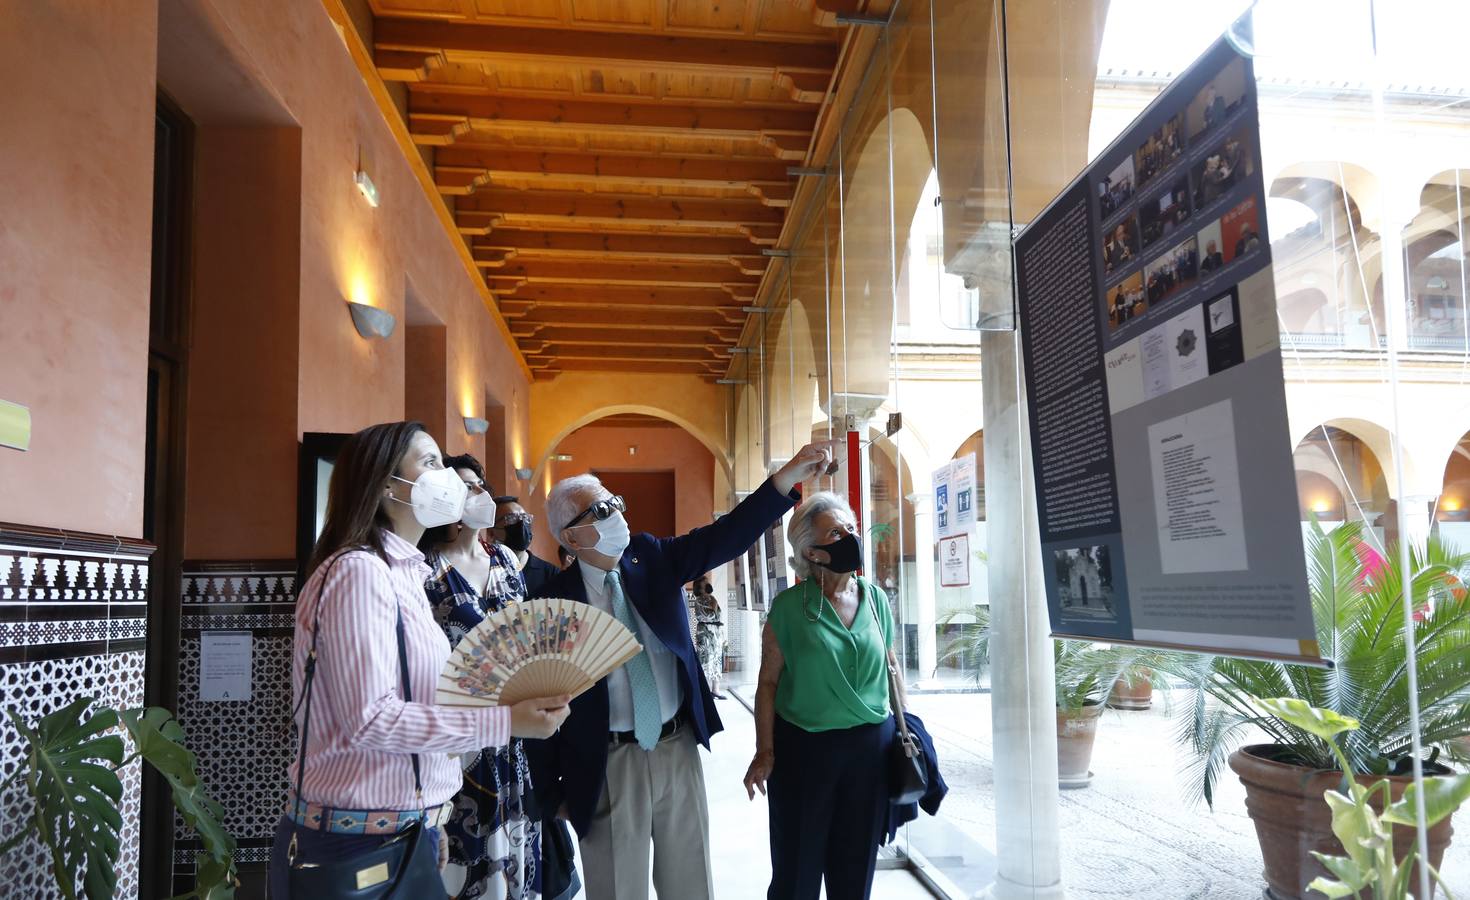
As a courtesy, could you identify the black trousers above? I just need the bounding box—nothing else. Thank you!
[766,714,894,900]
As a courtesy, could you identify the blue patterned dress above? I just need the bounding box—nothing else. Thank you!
[424,544,542,900]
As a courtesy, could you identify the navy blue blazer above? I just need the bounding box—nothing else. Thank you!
[883,711,948,844]
[526,477,798,837]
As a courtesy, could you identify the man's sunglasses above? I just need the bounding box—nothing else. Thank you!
[566,495,626,529]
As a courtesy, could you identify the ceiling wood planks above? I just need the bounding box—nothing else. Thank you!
[362,0,877,379]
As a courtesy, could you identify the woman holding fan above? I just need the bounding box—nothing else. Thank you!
[421,453,566,900]
[269,423,568,899]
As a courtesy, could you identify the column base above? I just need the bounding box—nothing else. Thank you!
[980,871,1067,900]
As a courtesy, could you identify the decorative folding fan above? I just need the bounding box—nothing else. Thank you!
[436,597,643,707]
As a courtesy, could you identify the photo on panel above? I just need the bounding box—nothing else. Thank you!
[1221,196,1264,264]
[1052,545,1119,622]
[1098,155,1136,221]
[1196,217,1225,277]
[1133,112,1186,191]
[1186,56,1249,143]
[1205,285,1246,374]
[1139,174,1192,249]
[1144,235,1200,309]
[1102,215,1142,277]
[1108,270,1147,331]
[1191,126,1257,211]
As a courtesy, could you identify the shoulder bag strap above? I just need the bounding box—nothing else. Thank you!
[864,579,914,744]
[394,602,425,805]
[292,550,351,828]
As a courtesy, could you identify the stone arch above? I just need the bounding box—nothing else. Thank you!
[530,404,732,492]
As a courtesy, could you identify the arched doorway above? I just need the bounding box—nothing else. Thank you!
[1293,424,1388,541]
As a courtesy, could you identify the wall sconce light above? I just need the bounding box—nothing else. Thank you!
[463,416,490,435]
[553,453,573,462]
[514,467,533,481]
[354,147,379,207]
[628,445,637,456]
[347,301,396,340]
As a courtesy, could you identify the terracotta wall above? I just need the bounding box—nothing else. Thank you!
[0,2,159,537]
[530,423,715,561]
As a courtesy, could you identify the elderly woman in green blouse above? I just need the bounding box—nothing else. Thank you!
[742,491,906,900]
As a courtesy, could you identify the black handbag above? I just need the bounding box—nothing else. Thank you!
[284,552,448,899]
[866,580,928,805]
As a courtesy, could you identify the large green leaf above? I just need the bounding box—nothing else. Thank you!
[1257,698,1359,741]
[6,698,125,900]
[1323,788,1376,871]
[1382,773,1470,829]
[118,708,237,898]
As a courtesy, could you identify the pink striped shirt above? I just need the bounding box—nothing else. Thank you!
[287,529,510,810]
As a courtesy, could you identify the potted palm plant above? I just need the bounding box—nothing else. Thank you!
[1054,639,1114,788]
[1163,521,1470,900]
[936,603,990,683]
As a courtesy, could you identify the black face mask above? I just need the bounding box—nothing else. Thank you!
[502,521,534,552]
[811,533,862,574]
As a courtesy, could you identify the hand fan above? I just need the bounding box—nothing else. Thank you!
[435,597,643,707]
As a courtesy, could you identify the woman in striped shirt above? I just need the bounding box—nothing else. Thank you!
[269,421,571,897]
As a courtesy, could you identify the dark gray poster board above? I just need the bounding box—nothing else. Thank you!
[1013,33,1321,663]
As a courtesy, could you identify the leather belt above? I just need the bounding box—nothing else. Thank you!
[610,713,685,745]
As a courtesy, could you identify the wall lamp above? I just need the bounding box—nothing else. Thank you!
[348,302,396,340]
[552,453,573,462]
[514,467,534,481]
[463,416,490,435]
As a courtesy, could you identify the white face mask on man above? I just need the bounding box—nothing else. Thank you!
[591,510,631,558]
[461,491,498,530]
[389,468,468,527]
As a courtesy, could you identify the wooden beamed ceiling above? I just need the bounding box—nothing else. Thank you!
[365,0,880,380]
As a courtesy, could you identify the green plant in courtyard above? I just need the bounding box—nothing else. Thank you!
[1159,521,1470,808]
[1259,697,1470,899]
[1054,639,1116,711]
[936,603,990,680]
[0,697,237,899]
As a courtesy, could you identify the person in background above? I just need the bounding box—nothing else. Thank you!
[420,453,546,900]
[488,495,561,598]
[689,573,727,700]
[527,441,837,900]
[743,491,905,900]
[269,423,568,898]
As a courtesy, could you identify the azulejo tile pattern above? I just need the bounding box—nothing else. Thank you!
[0,524,152,899]
[172,562,297,893]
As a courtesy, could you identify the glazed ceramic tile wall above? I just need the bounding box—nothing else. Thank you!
[0,528,151,899]
[171,562,296,891]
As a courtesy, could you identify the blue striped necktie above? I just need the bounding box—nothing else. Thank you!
[606,570,663,750]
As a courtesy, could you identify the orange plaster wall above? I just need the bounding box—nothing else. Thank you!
[182,127,303,559]
[0,2,159,537]
[194,0,530,463]
[529,424,715,561]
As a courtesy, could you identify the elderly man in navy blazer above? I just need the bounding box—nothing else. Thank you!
[528,441,836,900]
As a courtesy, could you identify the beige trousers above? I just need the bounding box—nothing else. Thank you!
[579,725,714,900]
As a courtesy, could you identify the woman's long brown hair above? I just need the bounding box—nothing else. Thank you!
[304,420,425,580]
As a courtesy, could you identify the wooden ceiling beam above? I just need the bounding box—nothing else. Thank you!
[474,230,763,259]
[456,189,784,226]
[410,92,816,138]
[374,18,837,78]
[433,149,790,188]
[515,326,731,347]
[530,345,728,363]
[497,284,749,310]
[504,307,746,329]
[527,358,725,378]
[474,257,761,289]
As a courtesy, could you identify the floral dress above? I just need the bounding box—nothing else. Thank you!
[424,544,542,900]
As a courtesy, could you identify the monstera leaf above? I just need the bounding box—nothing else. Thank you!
[4,697,125,899]
[118,708,237,898]
[0,701,237,900]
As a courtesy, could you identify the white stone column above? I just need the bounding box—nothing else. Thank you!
[908,492,939,682]
[980,329,1066,900]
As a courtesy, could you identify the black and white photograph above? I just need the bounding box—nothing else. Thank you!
[1097,155,1136,219]
[1053,545,1117,619]
[1133,112,1185,190]
[1144,235,1199,307]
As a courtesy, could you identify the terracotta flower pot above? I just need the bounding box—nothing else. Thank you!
[1107,669,1153,710]
[1229,744,1456,899]
[1056,702,1103,789]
